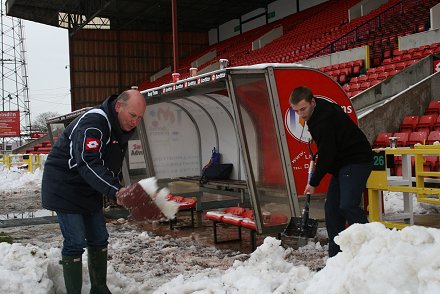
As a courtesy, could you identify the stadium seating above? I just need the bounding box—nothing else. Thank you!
[416,114,438,133]
[25,140,52,154]
[393,132,410,147]
[423,156,439,171]
[426,131,440,144]
[407,131,429,146]
[373,132,393,148]
[425,101,440,115]
[433,116,440,131]
[399,116,419,133]
[138,0,440,100]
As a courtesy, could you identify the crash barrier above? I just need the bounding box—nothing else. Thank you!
[368,144,440,229]
[167,195,197,229]
[0,154,42,172]
[205,207,288,251]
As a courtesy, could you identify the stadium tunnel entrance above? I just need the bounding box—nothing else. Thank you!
[130,64,357,234]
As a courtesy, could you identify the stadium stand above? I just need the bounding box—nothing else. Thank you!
[25,140,52,154]
[139,0,440,107]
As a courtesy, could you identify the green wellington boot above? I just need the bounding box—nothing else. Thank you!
[60,255,83,294]
[88,246,111,294]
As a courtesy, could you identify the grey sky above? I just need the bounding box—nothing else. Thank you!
[24,20,71,120]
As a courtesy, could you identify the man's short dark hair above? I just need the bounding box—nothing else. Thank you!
[290,86,314,105]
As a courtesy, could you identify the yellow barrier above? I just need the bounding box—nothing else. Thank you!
[368,144,440,229]
[1,154,41,172]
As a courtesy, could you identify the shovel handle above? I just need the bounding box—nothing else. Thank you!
[301,193,312,229]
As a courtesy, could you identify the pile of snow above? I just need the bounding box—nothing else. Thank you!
[3,223,439,293]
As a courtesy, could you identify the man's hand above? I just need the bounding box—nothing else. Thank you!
[304,184,316,195]
[116,187,127,206]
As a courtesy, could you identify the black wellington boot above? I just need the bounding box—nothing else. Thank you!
[88,246,111,294]
[60,255,83,294]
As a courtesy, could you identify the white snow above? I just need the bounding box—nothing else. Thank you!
[1,166,440,293]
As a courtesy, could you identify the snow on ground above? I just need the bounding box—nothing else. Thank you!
[1,166,440,293]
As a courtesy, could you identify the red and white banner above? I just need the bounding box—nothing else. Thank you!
[0,111,20,137]
[434,59,440,73]
[31,131,47,139]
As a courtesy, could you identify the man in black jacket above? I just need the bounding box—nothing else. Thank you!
[290,86,372,257]
[42,89,146,293]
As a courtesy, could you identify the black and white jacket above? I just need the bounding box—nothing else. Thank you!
[42,95,134,214]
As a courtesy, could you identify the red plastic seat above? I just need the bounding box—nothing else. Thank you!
[434,115,440,131]
[366,73,378,82]
[357,75,368,83]
[399,115,419,132]
[377,72,389,80]
[223,214,245,226]
[349,76,359,84]
[388,69,399,76]
[241,210,256,230]
[425,101,440,115]
[384,64,396,72]
[392,49,403,56]
[427,131,440,144]
[416,114,438,132]
[424,156,439,171]
[339,74,347,84]
[393,55,403,63]
[393,132,410,147]
[401,54,412,61]
[350,83,360,91]
[370,79,380,87]
[395,62,406,71]
[412,52,423,60]
[350,90,362,97]
[405,60,416,67]
[393,156,415,176]
[382,58,393,65]
[169,195,197,210]
[407,131,428,146]
[373,132,393,148]
[205,207,245,221]
[376,66,385,73]
[359,81,371,91]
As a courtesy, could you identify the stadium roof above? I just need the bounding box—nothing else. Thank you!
[6,0,271,32]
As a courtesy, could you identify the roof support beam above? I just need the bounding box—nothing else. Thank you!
[69,0,112,36]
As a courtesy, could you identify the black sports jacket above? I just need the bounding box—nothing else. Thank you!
[307,98,372,187]
[41,95,135,214]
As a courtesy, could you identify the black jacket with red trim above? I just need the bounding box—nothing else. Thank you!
[41,95,135,214]
[307,98,372,187]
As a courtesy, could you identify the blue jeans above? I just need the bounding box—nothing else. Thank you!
[325,163,372,257]
[57,210,109,256]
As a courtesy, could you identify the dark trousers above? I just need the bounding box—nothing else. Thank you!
[325,163,372,257]
[57,209,109,256]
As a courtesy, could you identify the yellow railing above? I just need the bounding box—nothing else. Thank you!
[0,154,42,172]
[368,144,440,229]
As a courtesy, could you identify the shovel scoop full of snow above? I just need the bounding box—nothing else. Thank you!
[117,177,179,221]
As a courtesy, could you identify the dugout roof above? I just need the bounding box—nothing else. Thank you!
[6,0,271,32]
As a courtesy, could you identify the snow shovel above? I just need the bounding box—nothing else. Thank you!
[281,193,318,249]
[117,177,179,221]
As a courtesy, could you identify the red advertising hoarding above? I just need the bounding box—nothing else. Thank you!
[0,111,20,137]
